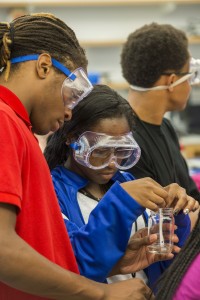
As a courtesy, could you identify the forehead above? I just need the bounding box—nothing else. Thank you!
[91,117,130,136]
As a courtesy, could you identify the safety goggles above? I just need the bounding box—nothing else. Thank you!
[10,54,93,109]
[70,131,141,170]
[189,57,200,85]
[130,57,200,92]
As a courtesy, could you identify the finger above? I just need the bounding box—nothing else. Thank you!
[153,252,174,262]
[172,245,181,253]
[173,195,188,213]
[182,196,197,214]
[192,201,200,212]
[128,233,157,250]
[171,233,179,244]
[147,194,166,208]
[164,184,180,207]
[151,186,168,200]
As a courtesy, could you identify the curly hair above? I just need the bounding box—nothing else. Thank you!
[44,84,135,170]
[121,22,189,88]
[0,13,88,81]
[155,212,200,299]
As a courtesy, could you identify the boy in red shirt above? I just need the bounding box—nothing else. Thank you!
[0,13,153,300]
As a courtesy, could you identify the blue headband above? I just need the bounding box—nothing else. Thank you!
[10,54,76,80]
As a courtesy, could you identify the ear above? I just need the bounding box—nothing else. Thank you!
[36,53,53,79]
[64,106,72,122]
[167,74,176,92]
[65,135,74,146]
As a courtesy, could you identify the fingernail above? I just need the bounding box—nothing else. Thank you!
[173,209,180,216]
[183,208,190,215]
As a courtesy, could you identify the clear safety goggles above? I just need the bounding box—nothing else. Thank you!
[61,67,93,109]
[130,57,200,92]
[10,54,93,109]
[70,131,141,170]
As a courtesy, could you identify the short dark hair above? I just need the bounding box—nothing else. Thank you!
[121,22,189,88]
[44,84,135,170]
[0,13,88,80]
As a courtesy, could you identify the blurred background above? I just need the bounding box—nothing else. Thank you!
[1,0,200,171]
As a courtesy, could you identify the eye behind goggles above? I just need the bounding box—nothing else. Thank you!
[70,131,141,170]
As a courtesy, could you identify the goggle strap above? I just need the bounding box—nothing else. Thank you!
[70,142,80,150]
[130,73,193,91]
[10,54,76,81]
[130,84,168,91]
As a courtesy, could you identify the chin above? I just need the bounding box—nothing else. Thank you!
[32,126,49,136]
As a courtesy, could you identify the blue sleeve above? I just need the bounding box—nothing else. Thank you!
[174,212,191,247]
[145,212,191,291]
[65,181,145,282]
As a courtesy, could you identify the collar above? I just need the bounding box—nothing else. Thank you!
[52,165,126,190]
[0,85,31,129]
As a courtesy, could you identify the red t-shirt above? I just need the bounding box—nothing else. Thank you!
[0,86,79,299]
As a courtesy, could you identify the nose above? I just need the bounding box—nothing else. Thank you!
[107,156,117,169]
[64,106,72,121]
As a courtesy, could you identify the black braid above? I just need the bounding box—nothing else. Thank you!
[155,212,200,299]
[0,13,88,79]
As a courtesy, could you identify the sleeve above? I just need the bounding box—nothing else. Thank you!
[60,181,145,282]
[0,111,24,209]
[174,212,191,247]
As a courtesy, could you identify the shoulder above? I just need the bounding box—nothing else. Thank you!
[162,117,179,143]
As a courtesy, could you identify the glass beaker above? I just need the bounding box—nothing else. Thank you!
[147,208,174,254]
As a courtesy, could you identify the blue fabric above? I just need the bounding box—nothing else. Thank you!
[52,166,190,286]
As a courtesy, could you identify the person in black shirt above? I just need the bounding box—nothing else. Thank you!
[121,23,200,217]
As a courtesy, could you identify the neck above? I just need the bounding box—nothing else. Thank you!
[84,182,106,200]
[128,89,167,125]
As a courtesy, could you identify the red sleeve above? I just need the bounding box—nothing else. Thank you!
[0,111,24,209]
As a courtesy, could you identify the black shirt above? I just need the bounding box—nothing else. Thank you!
[129,116,200,202]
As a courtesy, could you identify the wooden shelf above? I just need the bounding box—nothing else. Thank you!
[81,40,124,47]
[81,36,200,47]
[1,0,200,8]
[107,82,129,90]
[189,36,200,44]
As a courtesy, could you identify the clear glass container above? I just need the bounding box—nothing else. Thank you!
[147,208,175,254]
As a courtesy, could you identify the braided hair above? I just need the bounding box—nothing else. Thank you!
[155,212,200,299]
[44,84,135,171]
[0,13,88,81]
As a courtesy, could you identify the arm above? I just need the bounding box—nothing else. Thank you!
[58,175,169,282]
[0,202,154,300]
[62,181,145,282]
[0,203,105,300]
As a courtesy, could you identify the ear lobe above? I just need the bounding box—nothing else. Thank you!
[65,136,74,146]
[168,85,174,92]
[167,74,175,92]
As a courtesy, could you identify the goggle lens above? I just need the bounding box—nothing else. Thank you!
[62,68,93,109]
[70,131,141,170]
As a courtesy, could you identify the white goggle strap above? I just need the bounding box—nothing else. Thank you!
[130,73,193,92]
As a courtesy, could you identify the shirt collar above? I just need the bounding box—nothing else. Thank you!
[0,85,31,128]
